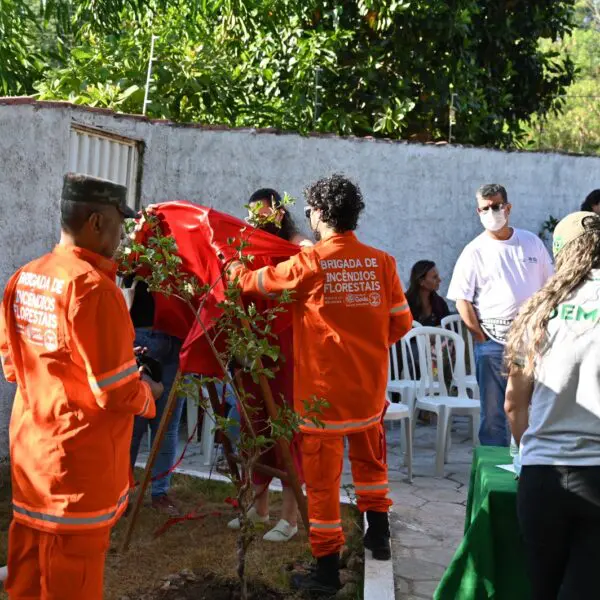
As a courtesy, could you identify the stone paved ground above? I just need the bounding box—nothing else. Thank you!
[385,419,474,600]
[137,413,474,600]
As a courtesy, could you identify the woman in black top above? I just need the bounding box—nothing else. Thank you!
[395,262,452,416]
[405,260,450,326]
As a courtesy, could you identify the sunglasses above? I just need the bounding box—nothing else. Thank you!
[478,203,507,213]
[304,206,312,219]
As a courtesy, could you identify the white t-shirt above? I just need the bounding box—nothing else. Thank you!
[447,228,553,343]
[521,271,600,466]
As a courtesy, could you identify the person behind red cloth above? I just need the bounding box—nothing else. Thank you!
[226,189,313,543]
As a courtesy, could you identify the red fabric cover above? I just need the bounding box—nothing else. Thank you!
[133,201,300,375]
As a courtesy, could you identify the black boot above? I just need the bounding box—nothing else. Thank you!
[291,552,342,596]
[363,510,391,561]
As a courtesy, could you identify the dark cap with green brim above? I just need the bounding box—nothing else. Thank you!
[61,172,136,218]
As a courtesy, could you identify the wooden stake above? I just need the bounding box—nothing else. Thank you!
[121,310,309,548]
[235,299,309,532]
[121,370,182,553]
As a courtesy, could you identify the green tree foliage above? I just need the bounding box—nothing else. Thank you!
[3,0,577,147]
[523,1,600,154]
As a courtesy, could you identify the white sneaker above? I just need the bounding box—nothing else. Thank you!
[263,519,298,542]
[227,506,270,530]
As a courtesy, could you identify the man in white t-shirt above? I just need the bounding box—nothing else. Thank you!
[447,184,553,446]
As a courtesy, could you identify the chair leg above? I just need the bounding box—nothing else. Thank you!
[471,411,481,447]
[404,415,413,483]
[399,417,406,456]
[444,412,453,463]
[407,389,417,437]
[186,399,196,441]
[435,406,450,478]
[201,404,215,466]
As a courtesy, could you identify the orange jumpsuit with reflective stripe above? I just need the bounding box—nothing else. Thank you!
[0,245,155,600]
[235,232,412,557]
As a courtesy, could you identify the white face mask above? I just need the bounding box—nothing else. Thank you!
[479,208,507,232]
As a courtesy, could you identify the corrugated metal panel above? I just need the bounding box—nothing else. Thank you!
[67,125,139,210]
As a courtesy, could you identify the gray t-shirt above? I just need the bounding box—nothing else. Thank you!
[521,270,600,466]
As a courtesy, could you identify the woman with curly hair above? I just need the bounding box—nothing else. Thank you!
[504,211,600,600]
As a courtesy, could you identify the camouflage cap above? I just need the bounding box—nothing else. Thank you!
[61,172,136,218]
[553,211,600,257]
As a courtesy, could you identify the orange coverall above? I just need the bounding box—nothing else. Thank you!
[235,231,412,557]
[0,245,155,600]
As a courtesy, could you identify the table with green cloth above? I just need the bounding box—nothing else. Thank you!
[434,446,531,600]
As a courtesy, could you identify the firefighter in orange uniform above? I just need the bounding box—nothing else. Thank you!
[229,174,412,595]
[0,173,163,600]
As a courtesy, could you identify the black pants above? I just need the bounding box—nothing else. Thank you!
[517,465,600,600]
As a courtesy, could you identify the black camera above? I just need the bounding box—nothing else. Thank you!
[136,353,163,383]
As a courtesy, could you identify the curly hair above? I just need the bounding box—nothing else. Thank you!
[304,174,365,232]
[505,230,600,377]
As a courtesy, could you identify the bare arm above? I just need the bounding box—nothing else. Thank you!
[456,299,487,343]
[504,367,534,446]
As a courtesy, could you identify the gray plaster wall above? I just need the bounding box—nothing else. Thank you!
[1,100,599,456]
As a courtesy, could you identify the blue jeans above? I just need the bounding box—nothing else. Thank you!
[130,329,184,497]
[222,382,240,448]
[474,339,510,447]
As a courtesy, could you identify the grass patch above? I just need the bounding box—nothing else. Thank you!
[0,467,361,599]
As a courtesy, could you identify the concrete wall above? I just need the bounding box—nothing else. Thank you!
[1,99,599,455]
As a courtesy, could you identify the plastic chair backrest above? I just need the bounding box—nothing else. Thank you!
[388,320,423,381]
[441,314,476,378]
[402,326,468,398]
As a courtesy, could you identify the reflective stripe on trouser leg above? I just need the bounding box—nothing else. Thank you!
[301,434,345,558]
[347,423,393,513]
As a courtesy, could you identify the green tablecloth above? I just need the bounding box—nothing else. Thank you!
[434,447,531,600]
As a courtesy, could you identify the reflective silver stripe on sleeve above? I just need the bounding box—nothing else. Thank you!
[257,269,277,299]
[95,363,138,391]
[138,395,151,417]
[390,303,409,314]
[13,491,128,526]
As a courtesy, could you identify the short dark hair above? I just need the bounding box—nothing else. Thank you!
[60,199,105,235]
[304,174,365,232]
[581,189,600,212]
[477,183,508,204]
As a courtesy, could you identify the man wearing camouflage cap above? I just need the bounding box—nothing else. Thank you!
[0,173,163,599]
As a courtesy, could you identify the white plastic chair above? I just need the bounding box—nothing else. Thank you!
[441,314,479,399]
[387,320,427,406]
[186,384,218,466]
[383,396,413,482]
[403,327,480,477]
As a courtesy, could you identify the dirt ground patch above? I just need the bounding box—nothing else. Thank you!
[0,468,361,599]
